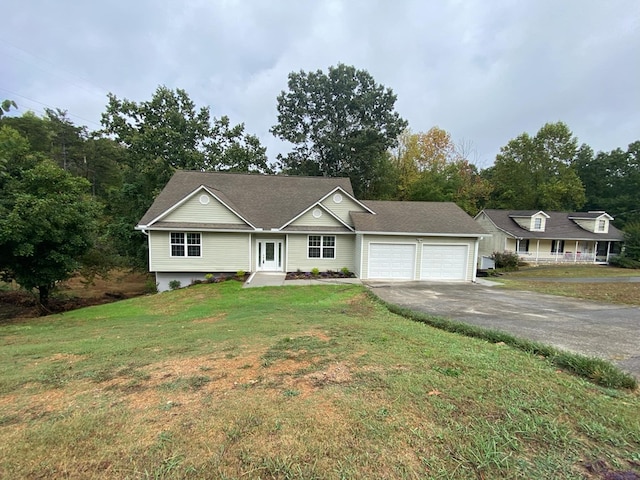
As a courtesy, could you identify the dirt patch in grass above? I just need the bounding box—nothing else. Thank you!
[191,313,227,324]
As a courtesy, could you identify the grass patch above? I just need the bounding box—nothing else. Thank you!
[497,279,640,306]
[505,264,638,278]
[1,282,639,479]
[377,296,637,390]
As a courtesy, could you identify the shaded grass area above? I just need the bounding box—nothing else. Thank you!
[1,283,639,479]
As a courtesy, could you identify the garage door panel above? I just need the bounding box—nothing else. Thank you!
[369,243,415,279]
[421,245,467,280]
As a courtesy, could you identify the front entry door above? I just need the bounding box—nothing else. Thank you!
[258,240,282,271]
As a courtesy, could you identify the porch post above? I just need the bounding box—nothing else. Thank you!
[536,239,540,263]
[594,241,598,264]
[574,241,579,263]
[606,241,611,263]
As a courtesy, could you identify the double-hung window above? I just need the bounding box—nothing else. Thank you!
[598,219,606,232]
[308,235,336,259]
[170,232,201,257]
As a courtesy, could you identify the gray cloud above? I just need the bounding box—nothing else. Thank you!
[3,0,639,165]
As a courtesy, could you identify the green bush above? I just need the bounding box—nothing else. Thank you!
[608,256,640,269]
[168,280,181,290]
[491,251,520,270]
[311,268,320,277]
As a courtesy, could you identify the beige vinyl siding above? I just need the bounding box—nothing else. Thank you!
[573,218,609,233]
[475,213,510,257]
[287,234,356,272]
[321,194,367,226]
[361,235,477,281]
[149,231,250,272]
[289,208,345,228]
[163,193,245,225]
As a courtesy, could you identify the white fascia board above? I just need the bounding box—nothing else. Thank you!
[355,230,488,238]
[146,185,257,229]
[509,210,550,218]
[279,201,354,231]
[317,186,377,215]
[144,226,254,234]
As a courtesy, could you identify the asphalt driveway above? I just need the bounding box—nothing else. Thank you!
[367,281,640,379]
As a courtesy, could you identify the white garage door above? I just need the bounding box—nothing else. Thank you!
[369,243,416,279]
[421,245,468,280]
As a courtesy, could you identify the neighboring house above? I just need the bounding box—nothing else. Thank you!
[474,209,624,264]
[136,171,487,291]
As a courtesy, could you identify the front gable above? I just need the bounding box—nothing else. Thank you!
[148,186,253,228]
[318,188,372,226]
[287,204,350,229]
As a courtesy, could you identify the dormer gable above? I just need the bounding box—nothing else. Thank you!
[508,211,549,232]
[568,211,614,234]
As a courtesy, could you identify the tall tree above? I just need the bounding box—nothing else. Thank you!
[0,126,101,306]
[574,141,640,227]
[101,85,270,177]
[271,64,407,198]
[101,86,271,267]
[390,128,492,214]
[484,122,585,211]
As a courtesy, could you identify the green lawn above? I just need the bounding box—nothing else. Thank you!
[1,282,639,479]
[495,265,640,306]
[504,264,638,278]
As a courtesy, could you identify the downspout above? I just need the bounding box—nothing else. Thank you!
[472,238,479,282]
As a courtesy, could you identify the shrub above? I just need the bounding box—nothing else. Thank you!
[341,266,351,276]
[311,268,320,277]
[609,256,640,269]
[168,280,181,290]
[491,251,520,270]
[204,273,214,282]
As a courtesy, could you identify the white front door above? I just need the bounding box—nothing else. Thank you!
[258,240,282,271]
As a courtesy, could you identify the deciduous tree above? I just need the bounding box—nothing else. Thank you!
[0,126,101,306]
[574,141,640,227]
[271,64,407,198]
[390,127,492,214]
[485,122,585,211]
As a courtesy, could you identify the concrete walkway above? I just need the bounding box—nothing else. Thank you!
[243,272,362,288]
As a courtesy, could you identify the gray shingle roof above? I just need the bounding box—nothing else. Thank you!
[480,209,624,241]
[353,201,487,236]
[138,171,487,237]
[138,171,354,230]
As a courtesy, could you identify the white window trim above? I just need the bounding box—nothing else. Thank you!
[307,235,337,260]
[597,219,606,232]
[532,217,543,231]
[170,232,202,258]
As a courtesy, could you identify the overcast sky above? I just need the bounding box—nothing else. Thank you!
[3,0,639,167]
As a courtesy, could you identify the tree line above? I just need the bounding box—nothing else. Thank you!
[1,64,639,304]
